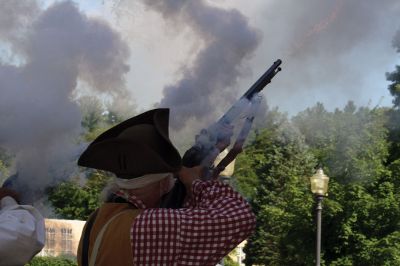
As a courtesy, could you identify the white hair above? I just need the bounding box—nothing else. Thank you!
[100,173,175,202]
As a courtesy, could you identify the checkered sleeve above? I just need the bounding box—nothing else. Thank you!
[130,180,256,265]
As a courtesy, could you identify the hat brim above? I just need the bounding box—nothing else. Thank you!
[79,139,181,176]
[77,109,182,177]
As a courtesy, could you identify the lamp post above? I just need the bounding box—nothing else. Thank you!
[309,168,329,266]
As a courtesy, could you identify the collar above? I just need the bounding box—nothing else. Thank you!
[114,190,147,209]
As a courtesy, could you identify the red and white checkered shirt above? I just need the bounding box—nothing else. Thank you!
[115,180,255,265]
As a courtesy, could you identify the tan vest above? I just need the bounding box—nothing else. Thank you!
[78,203,141,266]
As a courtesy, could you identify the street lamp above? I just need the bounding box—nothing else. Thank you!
[309,168,329,266]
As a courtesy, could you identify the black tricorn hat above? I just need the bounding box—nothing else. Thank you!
[78,108,182,178]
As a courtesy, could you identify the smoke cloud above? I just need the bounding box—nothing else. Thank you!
[393,29,400,53]
[0,1,130,203]
[0,0,39,44]
[110,0,400,150]
[129,0,262,129]
[249,0,400,113]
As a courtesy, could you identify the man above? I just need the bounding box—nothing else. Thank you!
[77,108,255,266]
[0,187,45,266]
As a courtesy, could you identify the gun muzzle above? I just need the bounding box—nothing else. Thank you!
[243,59,282,100]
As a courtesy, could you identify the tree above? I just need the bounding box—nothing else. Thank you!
[294,102,389,183]
[235,108,289,199]
[385,34,400,163]
[47,170,112,220]
[0,159,9,184]
[77,95,134,142]
[78,96,104,133]
[294,104,399,265]
[0,147,12,184]
[240,103,400,265]
[236,116,317,265]
[324,170,400,265]
[386,29,400,108]
[386,65,400,108]
[292,102,335,163]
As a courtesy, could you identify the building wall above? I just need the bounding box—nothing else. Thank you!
[39,219,85,257]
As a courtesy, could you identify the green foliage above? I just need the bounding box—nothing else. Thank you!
[26,256,77,266]
[240,103,400,265]
[0,147,12,184]
[78,96,104,133]
[334,105,388,182]
[234,150,259,199]
[222,249,241,266]
[47,170,112,220]
[385,109,400,164]
[235,110,293,199]
[223,256,240,266]
[322,176,400,265]
[293,103,398,264]
[385,56,400,162]
[386,65,400,108]
[0,159,9,184]
[237,118,317,265]
[294,102,389,183]
[77,96,133,142]
[292,102,335,162]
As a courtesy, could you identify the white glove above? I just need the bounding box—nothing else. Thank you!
[0,196,45,266]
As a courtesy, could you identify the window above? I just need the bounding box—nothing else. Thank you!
[61,227,73,255]
[44,227,56,256]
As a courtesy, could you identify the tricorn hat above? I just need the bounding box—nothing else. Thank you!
[78,108,182,178]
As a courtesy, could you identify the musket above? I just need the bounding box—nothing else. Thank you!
[182,59,282,168]
[160,59,282,208]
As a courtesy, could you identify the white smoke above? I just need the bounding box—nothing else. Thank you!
[115,0,261,130]
[0,0,39,47]
[114,0,400,120]
[393,29,400,53]
[0,1,130,203]
[246,0,400,113]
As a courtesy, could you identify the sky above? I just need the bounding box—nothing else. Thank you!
[3,0,400,117]
[104,0,400,115]
[1,0,400,203]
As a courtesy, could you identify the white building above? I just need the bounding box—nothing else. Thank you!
[39,219,85,257]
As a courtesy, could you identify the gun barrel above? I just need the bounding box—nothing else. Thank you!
[217,59,282,125]
[243,59,282,100]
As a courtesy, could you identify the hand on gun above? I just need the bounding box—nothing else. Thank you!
[177,165,204,199]
[199,122,235,179]
[182,122,234,179]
